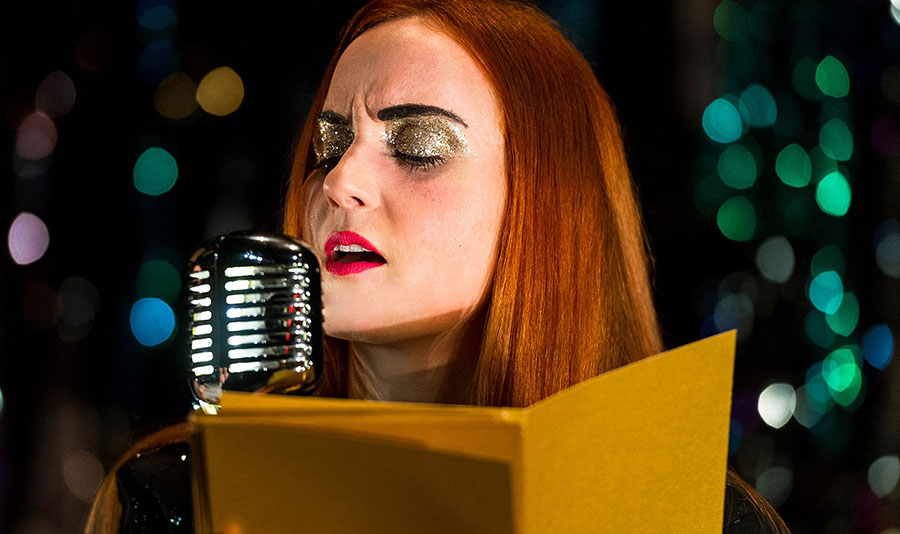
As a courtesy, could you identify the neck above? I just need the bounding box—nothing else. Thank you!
[345,316,482,404]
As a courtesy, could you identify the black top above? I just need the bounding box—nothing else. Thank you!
[116,443,778,533]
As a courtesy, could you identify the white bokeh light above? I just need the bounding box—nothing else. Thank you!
[758,383,796,429]
[8,212,50,265]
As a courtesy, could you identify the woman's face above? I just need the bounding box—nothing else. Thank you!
[303,17,507,344]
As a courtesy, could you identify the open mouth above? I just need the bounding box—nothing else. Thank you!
[331,244,386,264]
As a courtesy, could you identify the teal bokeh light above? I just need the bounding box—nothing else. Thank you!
[808,271,844,314]
[703,98,744,144]
[134,147,179,196]
[739,83,777,128]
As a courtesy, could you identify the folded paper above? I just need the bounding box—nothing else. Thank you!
[190,330,736,534]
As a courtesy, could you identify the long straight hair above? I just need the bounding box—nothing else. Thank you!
[283,0,663,407]
[87,2,790,532]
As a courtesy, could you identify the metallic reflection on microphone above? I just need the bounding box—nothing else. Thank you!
[185,231,323,413]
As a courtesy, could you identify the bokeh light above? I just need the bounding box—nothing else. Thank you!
[822,347,863,407]
[0,388,4,415]
[775,144,811,188]
[197,66,245,117]
[792,57,820,101]
[155,72,198,119]
[15,112,58,160]
[75,28,115,72]
[755,466,793,507]
[63,449,105,502]
[136,259,181,302]
[819,118,854,161]
[129,298,176,346]
[35,70,77,118]
[808,271,844,314]
[713,1,747,42]
[133,147,178,196]
[717,144,757,189]
[56,278,101,343]
[717,196,756,241]
[793,385,825,428]
[815,171,851,216]
[867,455,900,498]
[739,83,777,128]
[875,221,900,278]
[8,212,50,265]
[805,310,837,348]
[815,55,850,97]
[703,98,743,144]
[811,245,845,277]
[870,115,900,157]
[805,361,835,414]
[137,4,178,31]
[136,40,180,84]
[758,383,796,429]
[862,324,894,370]
[825,292,859,337]
[729,419,743,456]
[714,292,755,340]
[755,236,794,283]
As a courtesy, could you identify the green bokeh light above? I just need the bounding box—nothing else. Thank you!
[815,170,852,216]
[815,55,850,98]
[717,144,757,189]
[825,292,859,337]
[739,83,777,128]
[133,147,178,196]
[809,270,844,314]
[703,98,744,144]
[805,310,837,348]
[819,118,854,161]
[136,259,182,303]
[717,196,756,241]
[792,57,821,101]
[811,245,845,277]
[714,1,748,42]
[822,347,862,407]
[775,144,811,188]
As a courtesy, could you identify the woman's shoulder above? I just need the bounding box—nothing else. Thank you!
[115,441,193,533]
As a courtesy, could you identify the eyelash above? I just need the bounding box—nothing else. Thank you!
[313,152,446,173]
[393,152,446,172]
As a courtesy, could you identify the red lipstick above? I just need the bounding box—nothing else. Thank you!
[324,231,386,276]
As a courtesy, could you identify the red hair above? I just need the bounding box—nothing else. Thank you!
[283,0,663,407]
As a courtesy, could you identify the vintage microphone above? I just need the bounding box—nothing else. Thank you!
[183,231,323,412]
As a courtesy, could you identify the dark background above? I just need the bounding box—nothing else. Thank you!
[2,0,899,532]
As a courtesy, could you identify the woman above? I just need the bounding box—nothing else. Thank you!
[87,0,790,532]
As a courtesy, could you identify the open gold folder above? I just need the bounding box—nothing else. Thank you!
[189,330,736,534]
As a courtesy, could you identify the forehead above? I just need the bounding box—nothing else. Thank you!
[324,17,497,124]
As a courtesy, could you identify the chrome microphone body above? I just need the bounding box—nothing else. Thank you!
[185,231,323,411]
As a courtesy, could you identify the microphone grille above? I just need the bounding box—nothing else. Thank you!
[185,231,323,410]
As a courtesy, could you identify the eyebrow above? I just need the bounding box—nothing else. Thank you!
[378,104,468,127]
[317,104,468,128]
[317,110,350,125]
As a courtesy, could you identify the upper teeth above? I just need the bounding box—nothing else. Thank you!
[335,244,372,253]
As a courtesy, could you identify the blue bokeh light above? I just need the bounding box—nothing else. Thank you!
[862,324,894,370]
[129,297,176,346]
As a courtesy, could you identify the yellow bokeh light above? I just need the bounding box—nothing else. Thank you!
[196,66,245,117]
[155,72,198,119]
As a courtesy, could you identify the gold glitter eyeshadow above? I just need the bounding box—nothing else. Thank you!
[313,119,353,165]
[382,117,468,159]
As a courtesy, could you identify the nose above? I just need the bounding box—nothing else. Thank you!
[321,144,380,211]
